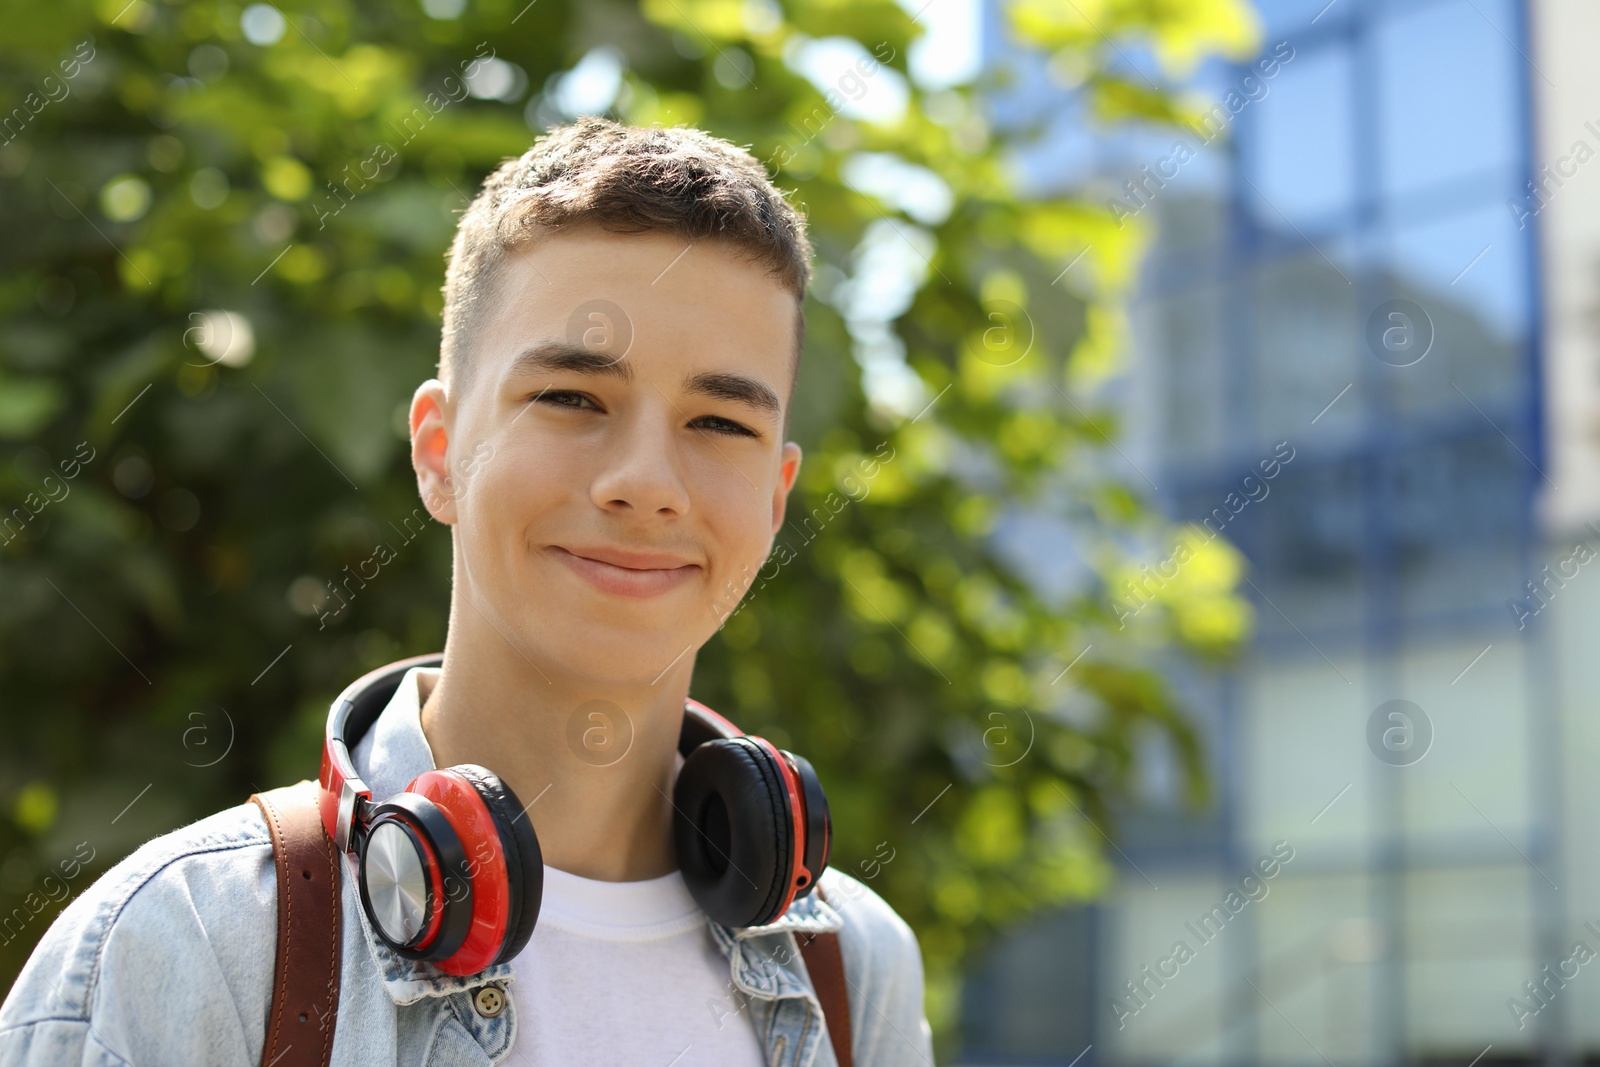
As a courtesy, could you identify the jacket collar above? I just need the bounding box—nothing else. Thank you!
[346,664,842,1007]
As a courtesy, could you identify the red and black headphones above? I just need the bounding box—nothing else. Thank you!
[318,652,831,976]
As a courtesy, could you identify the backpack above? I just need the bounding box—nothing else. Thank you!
[250,780,855,1067]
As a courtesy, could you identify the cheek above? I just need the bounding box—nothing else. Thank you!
[462,441,564,537]
[689,472,773,570]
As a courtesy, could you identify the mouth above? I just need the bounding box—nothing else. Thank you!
[549,545,701,599]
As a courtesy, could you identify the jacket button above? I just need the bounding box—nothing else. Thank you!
[473,985,505,1018]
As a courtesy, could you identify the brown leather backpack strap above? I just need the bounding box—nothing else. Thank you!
[797,886,853,1067]
[250,779,343,1067]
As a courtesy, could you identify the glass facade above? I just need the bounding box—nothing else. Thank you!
[959,0,1570,1062]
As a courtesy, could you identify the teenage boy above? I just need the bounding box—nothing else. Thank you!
[0,118,933,1065]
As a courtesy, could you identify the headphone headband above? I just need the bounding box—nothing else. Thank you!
[319,653,748,853]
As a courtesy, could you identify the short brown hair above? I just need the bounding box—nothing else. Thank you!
[440,117,813,427]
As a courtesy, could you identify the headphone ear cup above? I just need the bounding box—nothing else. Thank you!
[357,796,472,961]
[673,738,793,928]
[450,764,543,966]
[782,750,830,899]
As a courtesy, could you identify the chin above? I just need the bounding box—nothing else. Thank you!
[531,615,706,685]
[564,642,697,689]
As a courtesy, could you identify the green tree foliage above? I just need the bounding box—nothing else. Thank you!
[0,0,1258,1051]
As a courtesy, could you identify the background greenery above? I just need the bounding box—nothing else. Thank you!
[0,0,1258,1054]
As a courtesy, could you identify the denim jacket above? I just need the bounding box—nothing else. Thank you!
[0,667,935,1066]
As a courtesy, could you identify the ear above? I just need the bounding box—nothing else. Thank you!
[771,441,802,535]
[411,379,456,524]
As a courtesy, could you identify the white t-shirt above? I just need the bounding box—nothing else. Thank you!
[499,862,768,1066]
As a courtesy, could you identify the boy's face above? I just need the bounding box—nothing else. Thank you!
[410,223,802,683]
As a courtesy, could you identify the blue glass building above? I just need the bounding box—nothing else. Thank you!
[956,0,1600,1062]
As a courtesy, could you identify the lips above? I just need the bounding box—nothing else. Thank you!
[558,545,698,571]
[550,545,701,599]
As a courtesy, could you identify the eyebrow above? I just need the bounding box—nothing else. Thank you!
[507,341,783,422]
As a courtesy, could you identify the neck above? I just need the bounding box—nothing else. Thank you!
[417,605,696,883]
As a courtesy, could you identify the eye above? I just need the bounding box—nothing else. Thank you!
[534,390,599,411]
[695,415,759,439]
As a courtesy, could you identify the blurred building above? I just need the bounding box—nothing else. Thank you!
[959,0,1600,1063]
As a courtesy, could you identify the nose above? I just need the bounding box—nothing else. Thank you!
[588,404,692,518]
